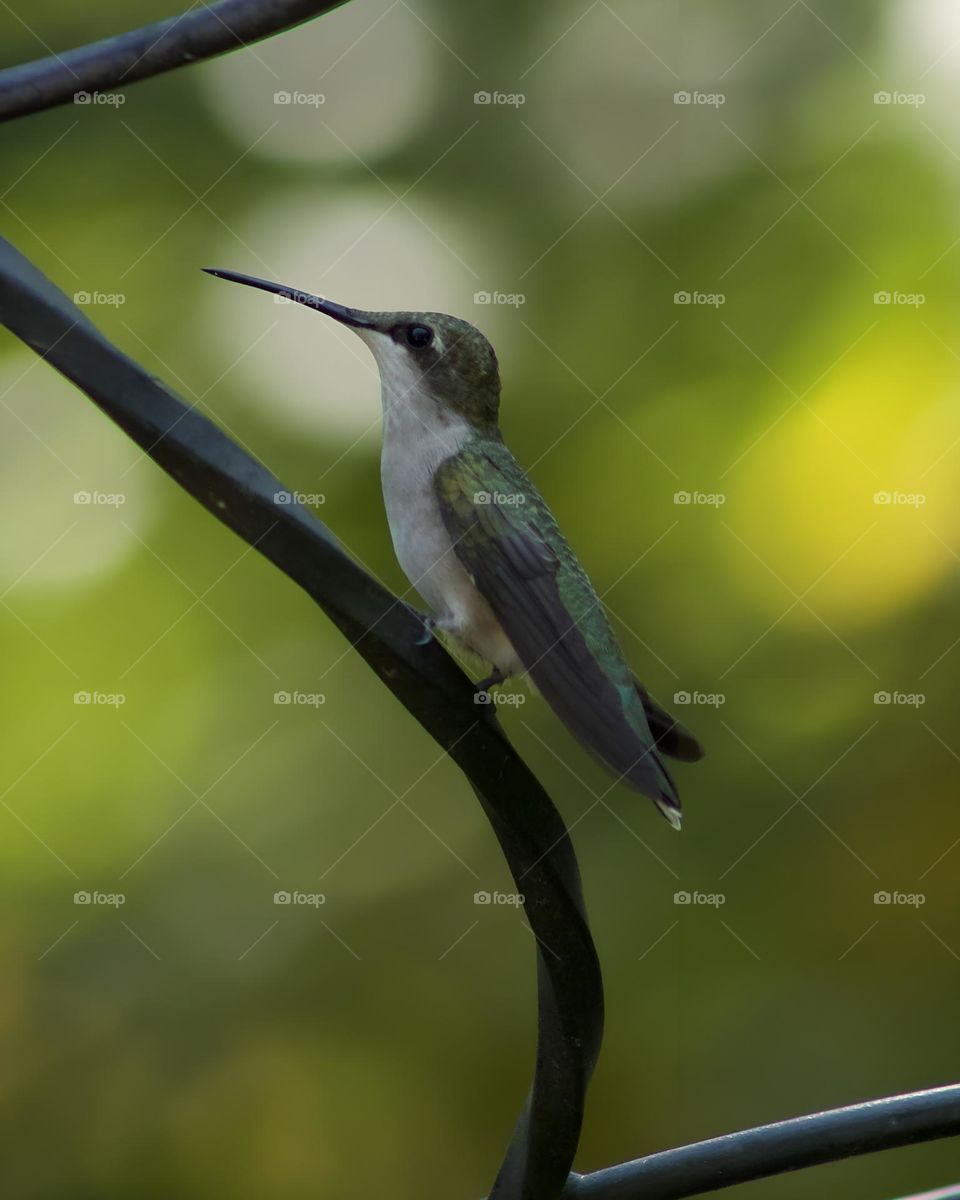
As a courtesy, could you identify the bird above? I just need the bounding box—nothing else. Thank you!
[203,268,704,827]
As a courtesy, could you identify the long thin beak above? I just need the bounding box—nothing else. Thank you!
[202,268,376,329]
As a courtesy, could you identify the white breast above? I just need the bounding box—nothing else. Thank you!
[380,398,469,616]
[366,332,519,673]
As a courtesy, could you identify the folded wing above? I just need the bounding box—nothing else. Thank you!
[434,440,695,826]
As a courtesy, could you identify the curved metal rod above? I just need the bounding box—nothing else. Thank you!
[0,0,347,121]
[0,235,604,1200]
[563,1084,960,1200]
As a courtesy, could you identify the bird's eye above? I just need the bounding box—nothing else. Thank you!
[405,324,434,349]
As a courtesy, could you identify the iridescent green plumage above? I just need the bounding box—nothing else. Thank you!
[435,434,701,827]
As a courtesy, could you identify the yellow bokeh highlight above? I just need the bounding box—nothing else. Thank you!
[728,322,960,629]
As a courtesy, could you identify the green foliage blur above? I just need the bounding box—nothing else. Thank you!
[2,1,959,1196]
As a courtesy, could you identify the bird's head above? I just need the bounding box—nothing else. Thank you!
[204,269,502,431]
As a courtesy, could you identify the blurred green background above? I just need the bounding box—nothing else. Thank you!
[2,1,959,1196]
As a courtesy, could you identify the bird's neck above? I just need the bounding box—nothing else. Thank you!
[381,385,474,470]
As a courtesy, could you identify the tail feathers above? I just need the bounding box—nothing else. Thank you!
[619,748,682,830]
[649,756,682,830]
[636,684,706,763]
[623,737,682,830]
[655,794,683,830]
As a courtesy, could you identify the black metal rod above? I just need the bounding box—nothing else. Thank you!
[0,0,347,121]
[563,1084,960,1200]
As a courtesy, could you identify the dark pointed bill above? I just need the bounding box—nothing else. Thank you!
[202,268,375,329]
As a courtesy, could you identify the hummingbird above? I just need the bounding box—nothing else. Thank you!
[204,268,704,827]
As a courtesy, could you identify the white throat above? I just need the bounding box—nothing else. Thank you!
[359,328,469,456]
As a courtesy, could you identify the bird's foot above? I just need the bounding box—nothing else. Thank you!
[414,614,437,647]
[474,668,506,704]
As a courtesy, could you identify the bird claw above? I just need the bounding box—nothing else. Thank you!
[414,616,436,647]
[474,669,506,699]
